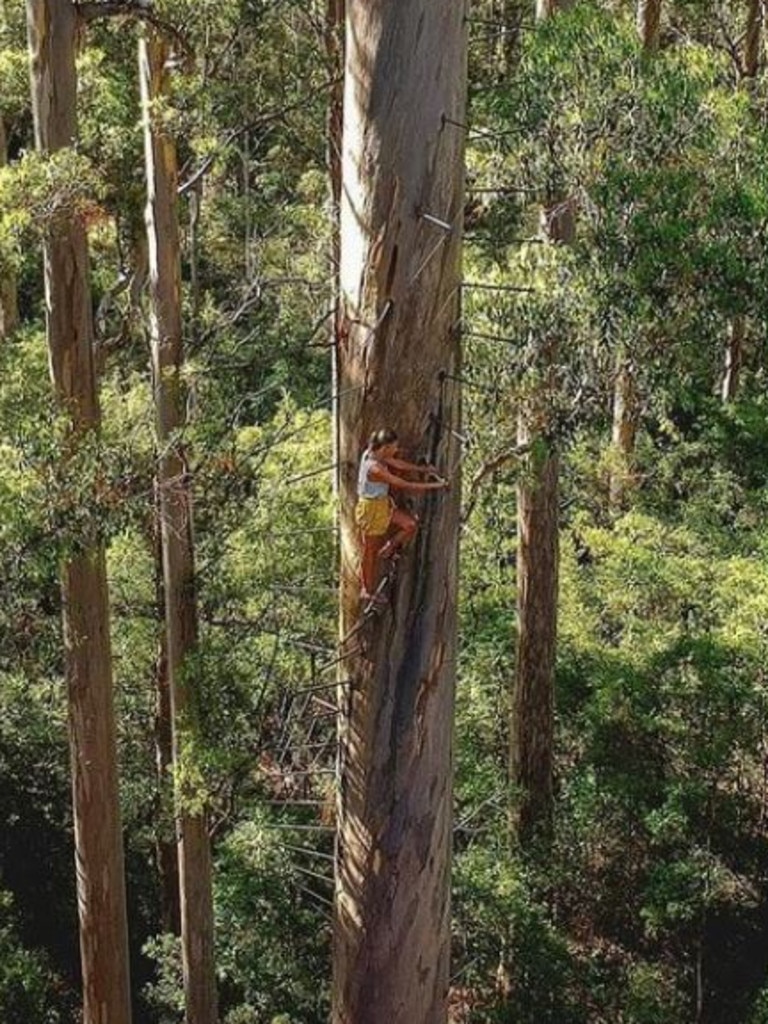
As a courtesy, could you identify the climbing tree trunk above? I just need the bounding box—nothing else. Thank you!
[332,2,466,1021]
[637,0,662,52]
[510,0,573,845]
[326,0,344,500]
[0,117,19,338]
[140,28,218,1024]
[25,4,132,1023]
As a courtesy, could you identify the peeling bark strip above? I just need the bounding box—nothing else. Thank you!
[333,2,466,1022]
[25,3,132,1023]
[140,29,218,1024]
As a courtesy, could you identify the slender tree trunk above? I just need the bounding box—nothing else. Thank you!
[721,314,744,403]
[152,499,182,936]
[745,0,764,78]
[0,117,19,338]
[509,0,572,845]
[140,28,218,1024]
[26,4,132,1023]
[637,0,662,52]
[609,347,639,507]
[608,1,661,504]
[332,2,466,1021]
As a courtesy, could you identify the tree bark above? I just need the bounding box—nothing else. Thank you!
[152,497,182,936]
[608,1,662,505]
[0,117,19,339]
[509,0,571,846]
[637,0,662,52]
[332,2,466,1022]
[25,4,132,1023]
[721,314,744,403]
[745,0,764,78]
[327,0,344,503]
[140,28,218,1024]
[511,437,558,839]
[609,346,639,508]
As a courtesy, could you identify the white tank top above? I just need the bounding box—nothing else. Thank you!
[357,449,389,498]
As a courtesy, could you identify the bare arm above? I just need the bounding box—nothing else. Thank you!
[383,455,440,476]
[370,464,448,492]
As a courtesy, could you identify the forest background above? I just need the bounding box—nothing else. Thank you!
[2,0,768,1022]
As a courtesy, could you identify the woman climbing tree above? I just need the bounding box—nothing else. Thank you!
[355,428,448,602]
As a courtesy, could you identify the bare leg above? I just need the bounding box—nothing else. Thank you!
[379,509,418,561]
[360,534,384,595]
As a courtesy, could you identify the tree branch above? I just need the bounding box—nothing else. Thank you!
[461,444,530,524]
[177,76,343,195]
[75,1,192,58]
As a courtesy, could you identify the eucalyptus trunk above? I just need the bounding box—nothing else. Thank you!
[721,314,745,404]
[25,3,132,1022]
[140,28,218,1024]
[745,0,764,78]
[609,0,661,505]
[0,117,19,338]
[637,0,662,52]
[510,0,574,844]
[332,2,466,1021]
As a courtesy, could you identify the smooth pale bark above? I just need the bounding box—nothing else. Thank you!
[327,0,344,497]
[636,0,662,52]
[0,117,19,338]
[510,0,574,844]
[140,29,218,1024]
[332,2,466,1022]
[25,4,132,1023]
[721,314,745,403]
[609,349,639,506]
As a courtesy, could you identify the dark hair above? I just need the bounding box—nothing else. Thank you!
[369,428,398,450]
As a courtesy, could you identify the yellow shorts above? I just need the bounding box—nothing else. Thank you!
[355,496,393,537]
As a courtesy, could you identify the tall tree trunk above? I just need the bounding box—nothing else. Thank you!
[140,28,218,1024]
[745,0,764,78]
[152,499,181,936]
[509,0,572,845]
[609,1,661,504]
[637,0,662,51]
[0,117,19,338]
[25,4,132,1023]
[332,2,466,1021]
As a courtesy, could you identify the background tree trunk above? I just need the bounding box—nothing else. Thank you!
[609,348,639,507]
[721,314,744,403]
[140,28,218,1024]
[745,0,764,79]
[332,2,466,1021]
[637,0,662,52]
[25,3,132,1022]
[608,1,662,504]
[509,0,573,845]
[152,499,182,937]
[0,117,19,339]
